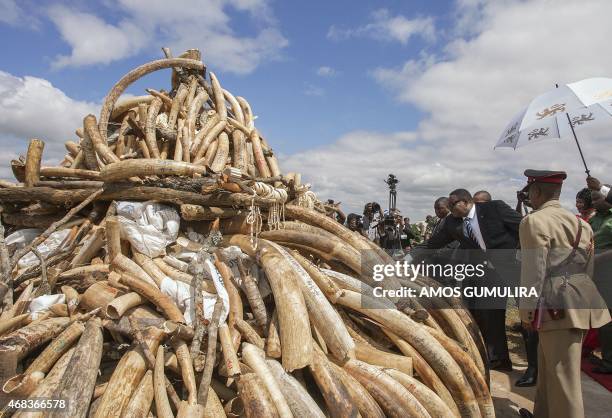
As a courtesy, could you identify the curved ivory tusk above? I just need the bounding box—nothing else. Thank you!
[269,243,354,362]
[237,373,280,418]
[344,359,431,418]
[25,321,84,375]
[354,341,412,377]
[327,360,385,418]
[249,129,272,178]
[119,273,184,323]
[193,120,226,162]
[232,129,247,173]
[236,96,254,129]
[309,345,360,418]
[12,348,75,418]
[99,58,204,142]
[121,370,154,418]
[0,317,70,361]
[111,96,155,120]
[84,114,120,165]
[95,315,166,417]
[48,317,104,418]
[209,73,227,122]
[100,159,208,182]
[242,343,292,418]
[186,88,208,140]
[168,84,189,129]
[223,89,244,125]
[105,292,146,319]
[210,132,229,173]
[385,368,455,418]
[2,372,45,398]
[256,242,312,371]
[112,254,159,287]
[191,110,218,158]
[144,97,163,158]
[382,328,460,417]
[132,251,170,286]
[266,358,326,418]
[154,346,173,418]
[427,327,495,418]
[336,290,480,418]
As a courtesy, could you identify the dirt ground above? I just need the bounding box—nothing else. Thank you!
[492,303,611,417]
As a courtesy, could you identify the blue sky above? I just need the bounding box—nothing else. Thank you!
[2,0,612,219]
[0,0,440,153]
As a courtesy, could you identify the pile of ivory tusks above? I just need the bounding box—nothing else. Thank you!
[0,48,493,418]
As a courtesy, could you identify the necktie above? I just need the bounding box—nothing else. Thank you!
[463,217,480,248]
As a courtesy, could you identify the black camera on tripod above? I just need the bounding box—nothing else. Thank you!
[379,174,403,254]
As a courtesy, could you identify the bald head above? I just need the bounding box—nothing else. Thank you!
[473,190,491,203]
[434,197,450,218]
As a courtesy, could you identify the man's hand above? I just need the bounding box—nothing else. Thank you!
[521,320,534,332]
[587,176,602,191]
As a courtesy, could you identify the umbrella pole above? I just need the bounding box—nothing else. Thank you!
[565,112,590,175]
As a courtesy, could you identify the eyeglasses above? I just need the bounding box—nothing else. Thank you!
[447,199,465,209]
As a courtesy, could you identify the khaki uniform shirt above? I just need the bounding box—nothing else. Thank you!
[519,200,610,331]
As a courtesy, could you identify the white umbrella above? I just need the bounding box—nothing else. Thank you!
[494,77,612,174]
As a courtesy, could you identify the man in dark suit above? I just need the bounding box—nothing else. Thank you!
[428,188,522,370]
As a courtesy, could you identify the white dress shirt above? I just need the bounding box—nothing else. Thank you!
[464,204,486,250]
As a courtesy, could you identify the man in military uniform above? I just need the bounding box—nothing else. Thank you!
[517,170,611,418]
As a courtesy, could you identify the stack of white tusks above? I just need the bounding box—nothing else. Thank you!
[0,48,493,418]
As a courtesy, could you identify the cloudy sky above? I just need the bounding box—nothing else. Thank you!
[1,0,612,219]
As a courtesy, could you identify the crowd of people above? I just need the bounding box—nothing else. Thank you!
[325,171,612,418]
[327,200,436,253]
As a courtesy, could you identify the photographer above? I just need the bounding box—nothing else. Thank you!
[346,213,367,238]
[362,202,383,243]
[376,174,405,257]
[325,199,346,224]
[378,209,405,256]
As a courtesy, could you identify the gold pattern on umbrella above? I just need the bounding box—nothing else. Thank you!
[536,103,566,119]
[593,89,612,100]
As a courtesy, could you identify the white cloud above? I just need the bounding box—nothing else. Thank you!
[0,71,98,180]
[49,6,148,69]
[316,66,337,77]
[0,0,21,25]
[45,0,288,74]
[0,0,39,27]
[304,83,325,97]
[289,0,612,219]
[328,9,435,44]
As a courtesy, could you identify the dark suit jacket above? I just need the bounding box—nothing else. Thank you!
[426,200,522,293]
[427,200,521,251]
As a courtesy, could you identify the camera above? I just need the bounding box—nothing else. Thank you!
[379,174,403,254]
[384,174,399,191]
[516,190,532,208]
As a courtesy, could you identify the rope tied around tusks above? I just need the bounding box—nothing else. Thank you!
[294,184,318,209]
[246,182,288,249]
[246,190,263,250]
